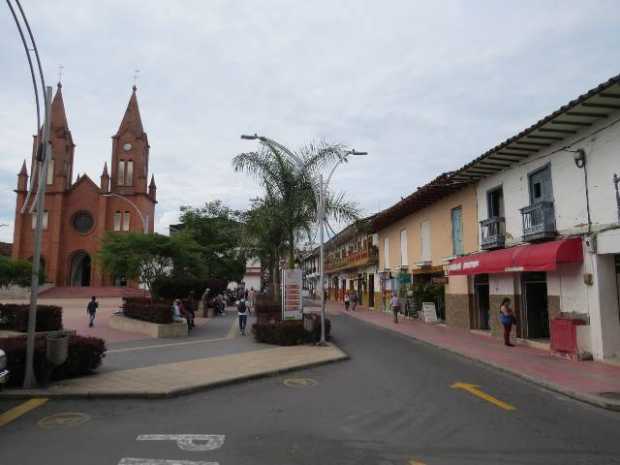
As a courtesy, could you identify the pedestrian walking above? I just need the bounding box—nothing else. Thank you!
[499,297,516,346]
[391,292,401,324]
[237,298,249,336]
[177,299,193,332]
[344,291,350,311]
[86,296,98,327]
[351,291,358,311]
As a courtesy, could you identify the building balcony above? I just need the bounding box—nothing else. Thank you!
[520,201,556,242]
[325,246,378,273]
[480,216,506,250]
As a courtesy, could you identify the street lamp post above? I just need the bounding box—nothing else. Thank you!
[240,133,367,344]
[316,149,367,344]
[103,192,149,233]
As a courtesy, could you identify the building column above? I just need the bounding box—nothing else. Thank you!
[589,254,620,359]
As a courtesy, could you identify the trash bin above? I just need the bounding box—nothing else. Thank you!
[46,333,69,366]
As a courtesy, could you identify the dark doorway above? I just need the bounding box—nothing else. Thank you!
[474,274,490,330]
[522,272,549,339]
[368,274,375,308]
[70,251,91,287]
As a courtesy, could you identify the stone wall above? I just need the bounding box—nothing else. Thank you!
[445,293,471,329]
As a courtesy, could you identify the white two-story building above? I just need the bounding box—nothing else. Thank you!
[448,74,620,361]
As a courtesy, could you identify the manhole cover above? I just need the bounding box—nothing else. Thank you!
[597,392,620,400]
[38,412,91,429]
[283,378,318,388]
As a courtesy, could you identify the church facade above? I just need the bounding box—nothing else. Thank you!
[11,83,157,287]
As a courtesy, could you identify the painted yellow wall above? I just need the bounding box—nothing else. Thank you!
[378,184,478,271]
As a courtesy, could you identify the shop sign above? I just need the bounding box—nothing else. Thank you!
[422,302,438,323]
[282,269,303,320]
[432,276,449,285]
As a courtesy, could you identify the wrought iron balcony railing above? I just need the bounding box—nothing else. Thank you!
[520,201,556,242]
[480,216,505,250]
[325,246,379,272]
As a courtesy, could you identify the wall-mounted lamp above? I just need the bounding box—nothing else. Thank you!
[573,149,586,168]
[568,149,591,233]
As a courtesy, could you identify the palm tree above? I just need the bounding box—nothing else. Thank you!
[233,140,359,269]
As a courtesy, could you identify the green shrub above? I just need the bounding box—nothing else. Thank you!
[252,315,331,346]
[0,304,62,332]
[123,300,172,324]
[0,334,106,387]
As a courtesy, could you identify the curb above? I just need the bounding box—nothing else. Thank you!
[339,311,620,412]
[0,346,350,400]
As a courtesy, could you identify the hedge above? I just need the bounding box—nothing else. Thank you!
[0,334,106,387]
[252,314,331,346]
[151,277,228,301]
[0,304,62,332]
[123,299,172,324]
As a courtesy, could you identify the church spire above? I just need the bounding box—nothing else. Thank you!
[51,82,69,134]
[19,160,28,176]
[100,162,110,193]
[115,86,145,138]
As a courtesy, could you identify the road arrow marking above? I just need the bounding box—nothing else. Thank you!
[451,382,516,411]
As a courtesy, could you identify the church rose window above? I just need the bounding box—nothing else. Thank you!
[72,211,94,234]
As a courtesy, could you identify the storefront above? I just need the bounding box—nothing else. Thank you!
[448,237,583,342]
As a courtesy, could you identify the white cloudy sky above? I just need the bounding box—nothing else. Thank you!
[1,0,619,242]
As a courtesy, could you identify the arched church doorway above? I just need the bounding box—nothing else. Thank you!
[69,251,91,287]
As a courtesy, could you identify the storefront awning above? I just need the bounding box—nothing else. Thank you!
[447,237,583,276]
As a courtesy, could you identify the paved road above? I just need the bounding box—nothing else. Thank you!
[1,313,619,465]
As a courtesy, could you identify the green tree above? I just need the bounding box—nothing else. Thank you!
[0,256,40,288]
[233,141,359,268]
[98,232,203,291]
[178,200,246,282]
[241,196,288,296]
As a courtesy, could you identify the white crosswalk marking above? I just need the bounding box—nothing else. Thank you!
[136,434,226,451]
[119,459,218,465]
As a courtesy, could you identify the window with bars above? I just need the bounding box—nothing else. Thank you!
[114,211,122,231]
[118,160,125,185]
[117,160,135,186]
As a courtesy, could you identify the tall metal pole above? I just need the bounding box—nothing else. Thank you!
[319,174,327,345]
[23,85,52,389]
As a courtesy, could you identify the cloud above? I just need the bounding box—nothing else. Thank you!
[1,0,619,242]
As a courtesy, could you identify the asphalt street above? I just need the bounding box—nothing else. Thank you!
[1,313,619,465]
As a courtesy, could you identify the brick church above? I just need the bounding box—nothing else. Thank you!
[11,83,157,287]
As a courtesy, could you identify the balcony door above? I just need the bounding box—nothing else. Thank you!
[529,165,553,204]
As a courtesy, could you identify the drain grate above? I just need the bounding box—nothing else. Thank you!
[597,392,620,400]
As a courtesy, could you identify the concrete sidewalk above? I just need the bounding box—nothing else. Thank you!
[319,300,620,411]
[0,343,348,399]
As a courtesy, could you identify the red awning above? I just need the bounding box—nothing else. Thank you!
[448,237,583,276]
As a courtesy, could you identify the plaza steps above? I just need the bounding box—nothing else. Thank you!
[39,286,150,299]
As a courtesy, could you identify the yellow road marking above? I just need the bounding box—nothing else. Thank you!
[409,460,426,465]
[451,382,516,411]
[0,398,48,427]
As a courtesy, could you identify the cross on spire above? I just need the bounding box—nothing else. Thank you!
[57,64,64,85]
[133,69,140,91]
